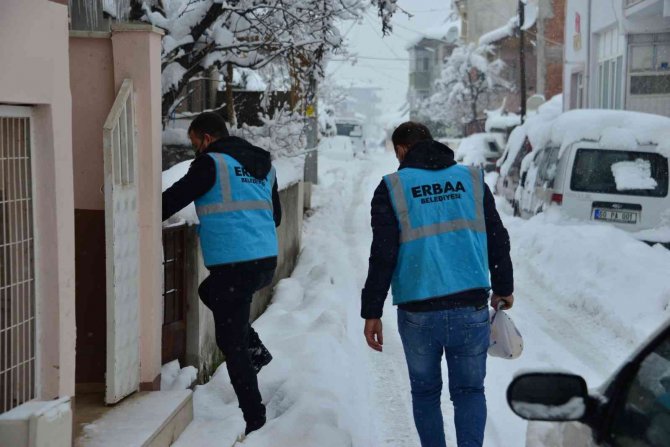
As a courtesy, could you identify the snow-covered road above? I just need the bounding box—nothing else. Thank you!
[174,137,670,446]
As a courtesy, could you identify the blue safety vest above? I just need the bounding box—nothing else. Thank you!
[194,153,278,267]
[383,164,490,305]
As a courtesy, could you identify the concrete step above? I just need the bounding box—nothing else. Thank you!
[75,390,193,447]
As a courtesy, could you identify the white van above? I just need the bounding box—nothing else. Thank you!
[515,140,670,243]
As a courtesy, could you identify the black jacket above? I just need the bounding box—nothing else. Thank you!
[360,139,514,319]
[162,136,282,272]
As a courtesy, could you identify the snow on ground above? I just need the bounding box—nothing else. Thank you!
[173,137,670,447]
[173,140,397,447]
[161,360,198,391]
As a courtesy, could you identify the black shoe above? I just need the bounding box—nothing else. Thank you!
[245,415,266,435]
[250,344,273,374]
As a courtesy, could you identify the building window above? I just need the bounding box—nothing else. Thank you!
[597,28,624,109]
[628,33,670,96]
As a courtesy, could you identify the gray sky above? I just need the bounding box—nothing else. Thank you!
[326,1,456,121]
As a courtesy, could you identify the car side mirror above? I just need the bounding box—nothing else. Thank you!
[507,373,589,422]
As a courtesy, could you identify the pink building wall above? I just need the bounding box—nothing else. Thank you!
[69,25,165,390]
[0,0,76,400]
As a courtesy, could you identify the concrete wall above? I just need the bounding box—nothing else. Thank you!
[182,181,305,381]
[0,0,76,400]
[111,24,166,390]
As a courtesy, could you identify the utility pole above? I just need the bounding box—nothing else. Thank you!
[518,0,527,123]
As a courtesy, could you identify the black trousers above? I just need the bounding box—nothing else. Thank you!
[198,267,274,424]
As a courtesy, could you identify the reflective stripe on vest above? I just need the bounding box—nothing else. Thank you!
[385,166,485,243]
[195,154,274,216]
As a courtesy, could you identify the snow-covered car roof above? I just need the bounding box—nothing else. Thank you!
[499,94,670,177]
[547,109,670,158]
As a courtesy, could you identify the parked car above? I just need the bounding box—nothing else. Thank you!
[507,110,670,246]
[495,126,533,205]
[454,132,504,172]
[335,118,366,157]
[508,319,670,447]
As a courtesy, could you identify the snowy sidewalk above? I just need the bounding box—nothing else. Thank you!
[173,140,396,446]
[173,138,670,447]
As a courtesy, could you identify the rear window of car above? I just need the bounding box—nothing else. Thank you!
[570,148,669,197]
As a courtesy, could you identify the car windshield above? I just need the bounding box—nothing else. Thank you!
[571,148,669,197]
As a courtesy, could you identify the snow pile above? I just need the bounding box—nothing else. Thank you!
[272,156,305,190]
[485,109,521,132]
[161,360,198,391]
[548,109,670,158]
[456,133,490,167]
[498,94,563,177]
[611,159,658,191]
[163,128,190,146]
[163,160,198,225]
[508,209,670,344]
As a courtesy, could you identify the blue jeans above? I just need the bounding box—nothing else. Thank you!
[398,306,490,447]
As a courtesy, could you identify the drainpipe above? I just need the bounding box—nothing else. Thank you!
[585,0,592,108]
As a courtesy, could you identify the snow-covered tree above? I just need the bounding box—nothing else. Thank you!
[422,43,511,130]
[131,0,399,124]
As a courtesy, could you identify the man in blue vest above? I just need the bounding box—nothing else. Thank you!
[361,122,514,447]
[162,112,281,435]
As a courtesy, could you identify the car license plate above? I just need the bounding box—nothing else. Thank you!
[592,208,639,224]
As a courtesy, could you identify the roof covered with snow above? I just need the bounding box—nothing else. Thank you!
[478,1,538,46]
[406,20,461,49]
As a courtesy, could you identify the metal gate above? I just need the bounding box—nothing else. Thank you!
[161,225,187,365]
[103,80,140,404]
[0,106,36,413]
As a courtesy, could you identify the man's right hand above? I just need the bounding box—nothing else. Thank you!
[491,294,514,311]
[364,319,384,352]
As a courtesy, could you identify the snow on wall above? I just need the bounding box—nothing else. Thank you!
[161,154,304,226]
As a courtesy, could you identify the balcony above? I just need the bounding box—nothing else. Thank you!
[410,72,432,91]
[624,0,668,18]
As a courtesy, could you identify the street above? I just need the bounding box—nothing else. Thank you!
[174,138,670,446]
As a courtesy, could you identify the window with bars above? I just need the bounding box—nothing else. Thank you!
[0,112,36,413]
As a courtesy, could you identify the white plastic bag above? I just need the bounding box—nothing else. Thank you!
[488,308,523,359]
